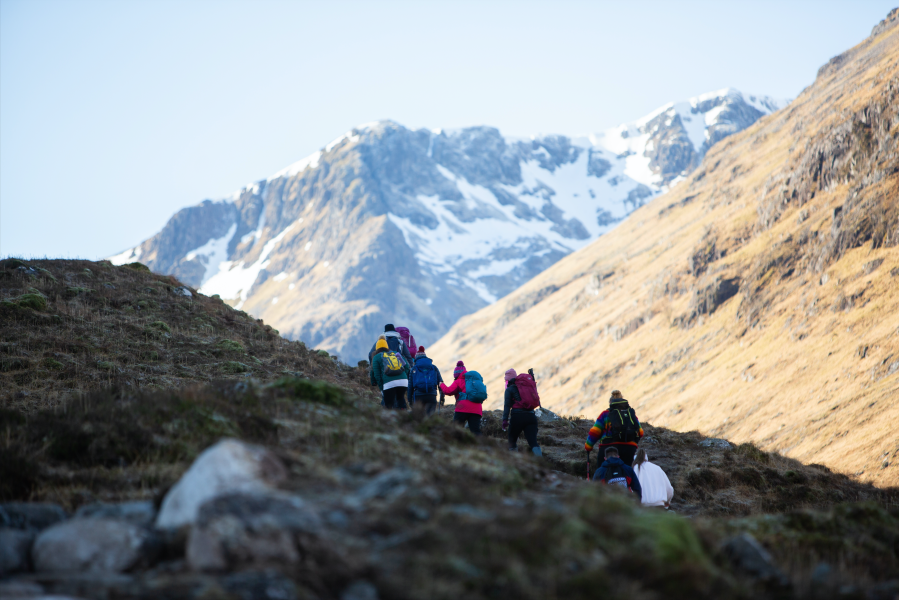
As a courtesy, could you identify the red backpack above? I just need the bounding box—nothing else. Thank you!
[514,374,540,410]
[396,327,417,358]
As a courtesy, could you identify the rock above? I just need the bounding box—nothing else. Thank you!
[0,503,68,531]
[345,468,419,510]
[341,580,379,600]
[32,518,157,573]
[155,439,288,530]
[221,571,300,600]
[0,580,45,598]
[721,533,788,587]
[172,286,193,297]
[0,528,35,574]
[186,491,321,572]
[74,501,156,527]
[535,407,560,421]
[699,438,733,450]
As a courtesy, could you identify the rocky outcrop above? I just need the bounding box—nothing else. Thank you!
[155,439,288,530]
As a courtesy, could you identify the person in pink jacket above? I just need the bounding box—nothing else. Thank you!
[439,361,482,435]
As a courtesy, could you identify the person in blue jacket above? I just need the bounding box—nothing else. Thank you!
[593,446,642,501]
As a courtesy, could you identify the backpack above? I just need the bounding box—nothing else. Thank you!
[412,358,438,395]
[382,351,406,377]
[604,462,631,490]
[396,327,417,359]
[461,371,488,403]
[609,407,640,443]
[513,374,540,410]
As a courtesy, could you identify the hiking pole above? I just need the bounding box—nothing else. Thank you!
[586,451,591,481]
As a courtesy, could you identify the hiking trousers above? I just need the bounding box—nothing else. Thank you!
[509,410,539,451]
[383,386,408,410]
[413,394,438,416]
[602,444,637,466]
[453,411,481,435]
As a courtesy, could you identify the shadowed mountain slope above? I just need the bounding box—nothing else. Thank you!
[430,10,899,487]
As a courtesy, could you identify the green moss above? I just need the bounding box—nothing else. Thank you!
[123,262,150,272]
[16,293,47,311]
[269,376,347,406]
[631,510,711,568]
[65,287,93,299]
[35,267,57,282]
[217,339,245,353]
[97,361,115,371]
[44,358,65,370]
[220,361,249,373]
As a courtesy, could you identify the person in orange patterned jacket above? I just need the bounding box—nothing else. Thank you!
[584,390,644,466]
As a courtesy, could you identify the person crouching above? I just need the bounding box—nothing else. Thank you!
[593,446,642,501]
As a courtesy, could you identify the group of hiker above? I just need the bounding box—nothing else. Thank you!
[367,323,673,507]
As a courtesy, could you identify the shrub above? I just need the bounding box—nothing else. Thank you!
[269,377,347,406]
[217,339,245,353]
[123,262,150,272]
[220,361,248,373]
[148,321,172,334]
[16,293,47,311]
[44,358,64,370]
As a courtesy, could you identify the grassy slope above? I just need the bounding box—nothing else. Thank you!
[0,258,378,414]
[430,13,899,487]
[0,258,896,596]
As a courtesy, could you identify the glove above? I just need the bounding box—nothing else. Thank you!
[502,419,509,431]
[439,392,445,405]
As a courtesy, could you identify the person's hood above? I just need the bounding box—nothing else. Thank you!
[414,355,433,365]
[384,331,401,338]
[609,399,630,409]
[601,457,625,467]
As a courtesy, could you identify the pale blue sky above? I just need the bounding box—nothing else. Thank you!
[1,0,895,259]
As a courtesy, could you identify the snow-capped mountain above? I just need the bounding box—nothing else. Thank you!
[110,88,787,361]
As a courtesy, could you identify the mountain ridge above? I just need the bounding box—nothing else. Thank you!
[109,88,785,361]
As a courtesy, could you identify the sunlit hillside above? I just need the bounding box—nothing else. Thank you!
[431,10,899,487]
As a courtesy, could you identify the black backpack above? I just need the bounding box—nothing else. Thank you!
[604,462,630,490]
[609,407,640,443]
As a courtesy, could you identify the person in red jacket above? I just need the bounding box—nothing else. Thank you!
[439,361,482,435]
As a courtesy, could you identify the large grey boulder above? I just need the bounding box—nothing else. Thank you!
[0,503,68,531]
[32,518,156,573]
[0,528,35,574]
[186,491,322,571]
[155,439,288,530]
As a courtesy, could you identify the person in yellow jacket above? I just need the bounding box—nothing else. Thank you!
[370,338,410,409]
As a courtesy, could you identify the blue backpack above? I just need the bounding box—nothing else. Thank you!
[412,358,439,396]
[461,371,488,403]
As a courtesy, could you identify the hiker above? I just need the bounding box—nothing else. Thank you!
[502,368,542,457]
[410,346,444,416]
[439,361,487,435]
[370,338,410,410]
[584,389,644,466]
[395,326,417,405]
[368,334,388,406]
[593,446,642,501]
[368,324,413,366]
[632,448,674,509]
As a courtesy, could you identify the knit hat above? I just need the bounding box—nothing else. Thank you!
[375,339,388,351]
[384,324,396,332]
[418,346,426,353]
[504,368,517,382]
[453,361,466,379]
[609,389,627,404]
